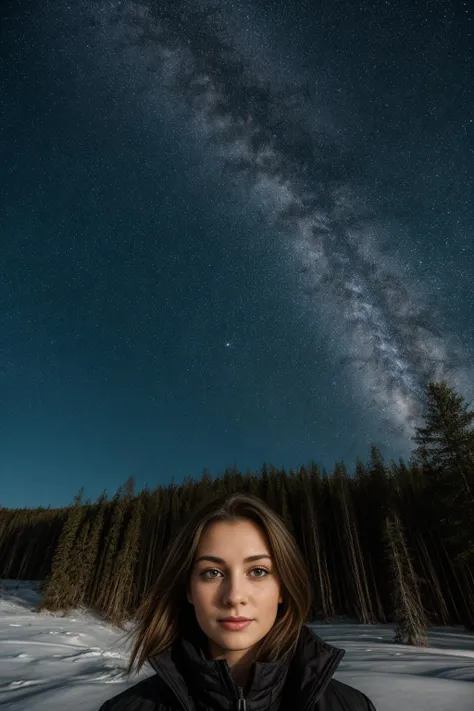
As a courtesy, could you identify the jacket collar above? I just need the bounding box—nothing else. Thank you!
[148,623,345,711]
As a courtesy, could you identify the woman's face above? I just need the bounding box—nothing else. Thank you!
[187,518,283,666]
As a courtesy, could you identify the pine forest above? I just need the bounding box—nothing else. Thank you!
[1,380,474,646]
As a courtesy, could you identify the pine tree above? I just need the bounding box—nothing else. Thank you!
[352,446,390,622]
[36,488,85,612]
[68,514,92,607]
[331,462,374,623]
[412,381,474,495]
[384,512,428,646]
[94,485,128,613]
[76,491,108,606]
[297,467,334,620]
[411,380,474,566]
[106,494,144,624]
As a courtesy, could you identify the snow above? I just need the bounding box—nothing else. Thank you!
[0,580,473,710]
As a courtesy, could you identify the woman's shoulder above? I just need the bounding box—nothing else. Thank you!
[323,678,377,711]
[97,673,176,711]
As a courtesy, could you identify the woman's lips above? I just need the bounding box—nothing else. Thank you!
[218,619,253,631]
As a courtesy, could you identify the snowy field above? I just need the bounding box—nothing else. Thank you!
[0,580,473,710]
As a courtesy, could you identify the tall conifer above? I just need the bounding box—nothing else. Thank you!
[412,381,474,566]
[36,488,85,612]
[385,512,428,646]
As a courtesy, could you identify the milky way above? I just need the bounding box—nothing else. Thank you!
[85,0,472,439]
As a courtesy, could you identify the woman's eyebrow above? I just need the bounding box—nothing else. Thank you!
[195,554,272,564]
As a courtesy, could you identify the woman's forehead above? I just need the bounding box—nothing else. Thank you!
[195,519,271,555]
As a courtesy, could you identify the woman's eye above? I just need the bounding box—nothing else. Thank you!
[251,567,268,577]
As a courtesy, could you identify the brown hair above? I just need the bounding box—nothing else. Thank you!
[124,491,312,675]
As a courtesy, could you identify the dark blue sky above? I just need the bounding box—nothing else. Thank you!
[1,0,473,509]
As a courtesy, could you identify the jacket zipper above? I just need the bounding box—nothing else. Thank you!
[216,660,248,711]
[236,685,247,711]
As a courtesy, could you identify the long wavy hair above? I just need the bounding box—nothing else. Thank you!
[124,491,312,675]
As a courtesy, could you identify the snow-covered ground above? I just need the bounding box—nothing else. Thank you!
[0,580,473,710]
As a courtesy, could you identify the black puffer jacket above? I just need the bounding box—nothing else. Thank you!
[98,624,376,711]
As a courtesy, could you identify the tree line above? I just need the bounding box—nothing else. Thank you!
[0,380,473,646]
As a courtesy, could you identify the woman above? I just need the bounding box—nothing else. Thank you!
[98,492,377,711]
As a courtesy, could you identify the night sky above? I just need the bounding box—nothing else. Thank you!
[1,0,473,510]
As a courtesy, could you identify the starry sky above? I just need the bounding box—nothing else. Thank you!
[1,0,473,510]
